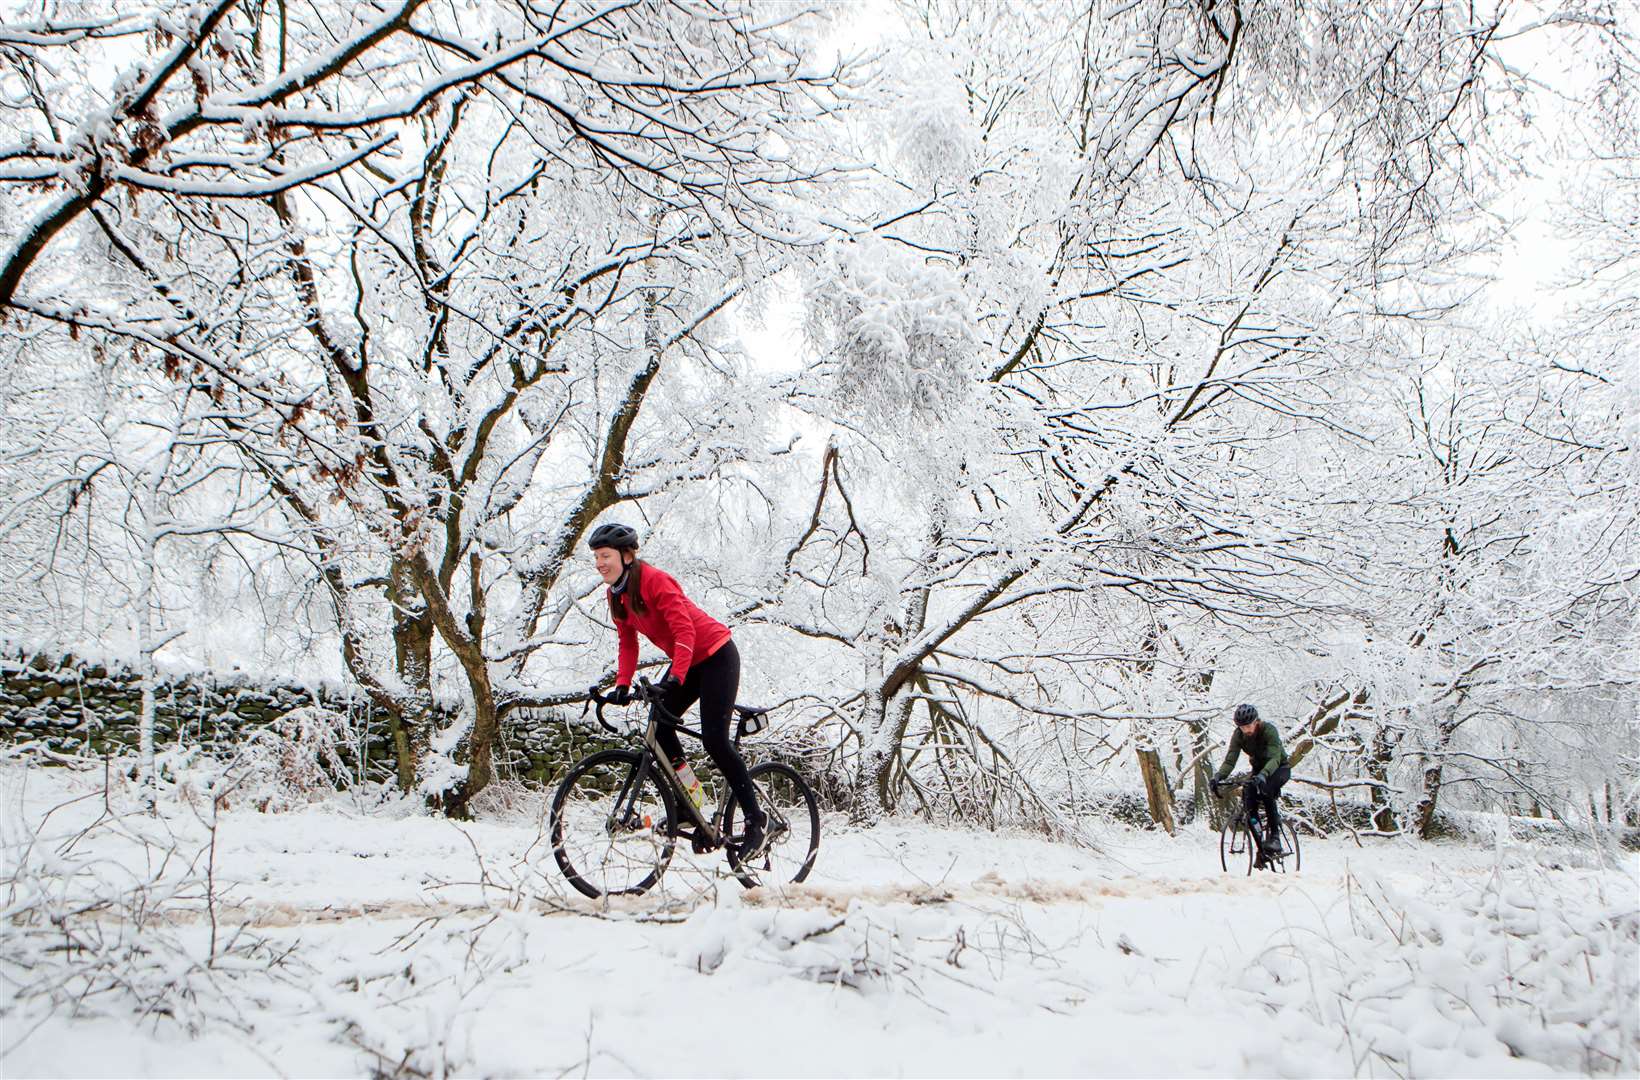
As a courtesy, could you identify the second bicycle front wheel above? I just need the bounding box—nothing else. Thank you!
[1220,815,1253,875]
[724,762,821,888]
[550,749,677,899]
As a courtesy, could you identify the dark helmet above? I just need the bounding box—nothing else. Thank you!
[1233,703,1259,726]
[587,522,639,551]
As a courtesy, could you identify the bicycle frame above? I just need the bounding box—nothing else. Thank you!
[1219,775,1287,858]
[589,677,761,852]
[637,702,725,845]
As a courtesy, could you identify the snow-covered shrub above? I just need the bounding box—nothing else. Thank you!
[0,773,300,1050]
[224,706,353,812]
[1243,864,1639,1076]
[674,902,905,987]
[464,776,547,822]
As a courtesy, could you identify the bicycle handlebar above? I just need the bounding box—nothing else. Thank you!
[585,676,769,746]
[581,686,621,735]
[583,677,693,737]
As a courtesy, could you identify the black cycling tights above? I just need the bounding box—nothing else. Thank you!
[654,640,762,823]
[1243,764,1292,847]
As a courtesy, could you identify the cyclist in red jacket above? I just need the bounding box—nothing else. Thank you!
[588,522,767,859]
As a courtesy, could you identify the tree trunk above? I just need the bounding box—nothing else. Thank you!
[446,685,499,819]
[1136,746,1176,835]
[440,627,500,819]
[1414,757,1444,838]
[1368,726,1399,833]
[405,551,499,818]
[1184,716,1225,831]
[851,689,899,824]
[442,621,501,818]
[388,567,436,794]
[136,552,158,810]
[1414,708,1461,840]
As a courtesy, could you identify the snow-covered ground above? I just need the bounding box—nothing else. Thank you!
[2,762,1635,1079]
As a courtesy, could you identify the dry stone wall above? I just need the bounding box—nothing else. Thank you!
[0,648,607,786]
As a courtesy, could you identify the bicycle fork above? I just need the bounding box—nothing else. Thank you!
[607,757,655,834]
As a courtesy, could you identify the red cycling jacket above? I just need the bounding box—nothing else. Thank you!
[613,564,731,687]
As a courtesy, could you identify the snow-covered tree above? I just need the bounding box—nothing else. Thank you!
[738,0,1547,822]
[0,0,870,813]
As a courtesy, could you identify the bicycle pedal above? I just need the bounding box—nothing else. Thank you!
[677,827,713,855]
[612,813,654,834]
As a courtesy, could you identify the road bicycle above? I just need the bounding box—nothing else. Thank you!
[549,676,821,898]
[1214,772,1301,875]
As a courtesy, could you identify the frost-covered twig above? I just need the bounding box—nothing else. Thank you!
[1244,860,1640,1076]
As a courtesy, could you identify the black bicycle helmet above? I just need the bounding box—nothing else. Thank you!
[1233,703,1259,726]
[587,522,639,551]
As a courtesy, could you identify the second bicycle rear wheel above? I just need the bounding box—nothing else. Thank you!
[1271,817,1301,873]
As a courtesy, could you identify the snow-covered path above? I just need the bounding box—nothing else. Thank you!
[3,765,1635,1078]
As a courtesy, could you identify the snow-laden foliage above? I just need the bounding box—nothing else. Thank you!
[233,707,355,812]
[1246,864,1640,1075]
[722,0,1640,828]
[0,0,870,814]
[0,760,303,1047]
[807,236,977,426]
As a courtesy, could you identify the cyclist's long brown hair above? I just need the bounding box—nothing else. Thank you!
[607,556,648,621]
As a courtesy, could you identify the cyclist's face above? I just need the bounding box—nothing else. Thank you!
[1238,720,1259,736]
[592,546,632,583]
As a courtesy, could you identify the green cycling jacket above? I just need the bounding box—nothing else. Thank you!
[1215,721,1288,781]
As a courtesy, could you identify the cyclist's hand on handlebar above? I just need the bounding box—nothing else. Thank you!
[654,673,680,698]
[608,683,631,706]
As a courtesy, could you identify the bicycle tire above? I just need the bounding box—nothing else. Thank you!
[1273,817,1301,873]
[550,749,677,899]
[1220,814,1254,875]
[723,762,821,888]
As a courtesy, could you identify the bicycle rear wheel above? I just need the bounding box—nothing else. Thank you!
[550,749,677,899]
[1220,814,1254,875]
[724,762,820,888]
[1270,817,1301,873]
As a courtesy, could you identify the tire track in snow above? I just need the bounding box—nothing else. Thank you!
[742,869,1312,911]
[126,869,1318,928]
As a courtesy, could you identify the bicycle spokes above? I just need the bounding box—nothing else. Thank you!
[726,762,819,887]
[552,750,676,898]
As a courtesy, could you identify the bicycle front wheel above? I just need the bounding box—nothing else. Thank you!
[724,762,821,887]
[1220,815,1254,875]
[550,749,677,899]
